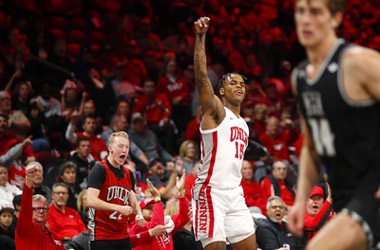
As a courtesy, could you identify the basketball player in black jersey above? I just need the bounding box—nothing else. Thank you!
[288,0,380,250]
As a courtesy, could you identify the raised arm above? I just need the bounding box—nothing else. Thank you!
[193,17,224,128]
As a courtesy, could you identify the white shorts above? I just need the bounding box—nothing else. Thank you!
[192,185,255,247]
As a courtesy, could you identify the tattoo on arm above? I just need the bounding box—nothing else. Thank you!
[194,33,214,106]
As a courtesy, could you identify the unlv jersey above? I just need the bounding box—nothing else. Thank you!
[292,39,380,207]
[194,107,249,191]
[88,160,132,241]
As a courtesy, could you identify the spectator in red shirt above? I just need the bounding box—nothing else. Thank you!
[240,160,268,216]
[259,79,286,118]
[184,161,200,201]
[156,59,191,135]
[134,79,172,129]
[261,161,295,207]
[132,172,190,250]
[0,113,35,188]
[184,105,202,144]
[258,116,299,162]
[0,90,31,139]
[121,39,148,87]
[15,163,65,250]
[252,103,268,139]
[133,79,177,154]
[304,184,333,241]
[47,182,87,241]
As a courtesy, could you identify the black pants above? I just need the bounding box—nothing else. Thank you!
[90,238,131,250]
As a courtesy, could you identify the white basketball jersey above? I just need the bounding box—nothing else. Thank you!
[194,107,249,190]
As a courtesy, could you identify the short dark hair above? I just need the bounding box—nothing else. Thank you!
[12,194,22,208]
[59,161,77,176]
[76,137,90,148]
[296,0,346,15]
[326,0,345,15]
[0,207,14,216]
[0,112,9,120]
[216,73,247,98]
[81,115,96,126]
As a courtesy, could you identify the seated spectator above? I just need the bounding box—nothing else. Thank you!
[255,196,305,250]
[15,163,65,249]
[66,114,107,161]
[60,79,85,123]
[58,162,82,210]
[12,195,22,220]
[31,82,65,151]
[0,166,22,209]
[26,101,50,153]
[252,104,268,139]
[31,83,62,119]
[110,61,142,101]
[240,160,268,216]
[30,161,52,203]
[76,189,89,226]
[304,184,333,241]
[146,159,177,200]
[258,80,286,118]
[133,79,177,155]
[0,90,31,139]
[258,116,299,162]
[184,105,202,144]
[128,113,174,163]
[0,207,15,241]
[68,137,96,188]
[5,75,32,116]
[172,204,202,250]
[131,172,190,250]
[177,140,199,176]
[0,113,35,188]
[261,161,295,207]
[47,182,87,241]
[184,161,200,202]
[156,59,191,137]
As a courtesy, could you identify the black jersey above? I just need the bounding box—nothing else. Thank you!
[292,39,380,210]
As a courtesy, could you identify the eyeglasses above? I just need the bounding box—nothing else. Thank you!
[270,205,285,210]
[53,191,68,195]
[33,207,48,212]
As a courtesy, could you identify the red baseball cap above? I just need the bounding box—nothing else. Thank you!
[309,186,324,198]
[140,197,155,209]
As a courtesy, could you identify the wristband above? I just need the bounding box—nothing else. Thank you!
[154,197,161,202]
[25,176,34,181]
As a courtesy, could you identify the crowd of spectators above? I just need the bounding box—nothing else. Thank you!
[0,0,379,249]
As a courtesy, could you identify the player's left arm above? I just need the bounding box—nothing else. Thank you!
[128,190,142,216]
[345,47,380,100]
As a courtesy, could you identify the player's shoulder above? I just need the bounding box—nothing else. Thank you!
[91,162,106,172]
[343,45,379,65]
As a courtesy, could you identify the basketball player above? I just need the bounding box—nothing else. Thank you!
[288,0,380,250]
[87,131,144,250]
[192,16,256,250]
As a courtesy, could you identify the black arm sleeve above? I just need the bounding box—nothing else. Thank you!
[87,163,106,190]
